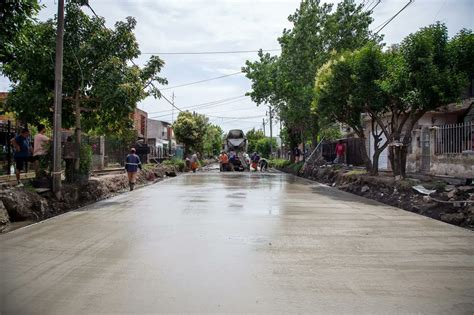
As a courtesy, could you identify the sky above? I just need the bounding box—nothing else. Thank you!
[1,0,473,135]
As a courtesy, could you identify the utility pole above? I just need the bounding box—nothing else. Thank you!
[262,118,266,137]
[52,0,65,197]
[171,92,175,124]
[280,118,283,158]
[268,105,273,157]
[169,92,175,156]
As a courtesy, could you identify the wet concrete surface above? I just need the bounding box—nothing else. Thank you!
[1,171,473,314]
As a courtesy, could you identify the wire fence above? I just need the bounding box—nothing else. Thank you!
[434,121,474,155]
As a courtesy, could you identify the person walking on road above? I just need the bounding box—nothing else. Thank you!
[33,124,50,177]
[11,128,32,187]
[334,140,346,164]
[125,148,142,191]
[190,153,198,173]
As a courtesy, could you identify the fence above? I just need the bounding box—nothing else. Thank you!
[434,121,474,155]
[321,138,366,166]
[0,121,17,175]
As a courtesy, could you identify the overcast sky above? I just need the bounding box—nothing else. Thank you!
[1,0,473,135]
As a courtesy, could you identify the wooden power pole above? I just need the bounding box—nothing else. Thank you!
[52,0,65,197]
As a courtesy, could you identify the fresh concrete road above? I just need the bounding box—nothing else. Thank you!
[1,172,473,314]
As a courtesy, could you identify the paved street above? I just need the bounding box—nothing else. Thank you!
[1,172,473,314]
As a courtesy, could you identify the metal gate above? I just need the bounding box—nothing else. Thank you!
[0,120,15,175]
[421,127,431,173]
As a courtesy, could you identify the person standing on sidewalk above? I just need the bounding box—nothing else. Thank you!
[125,148,142,191]
[33,124,50,176]
[11,128,32,187]
[334,140,346,164]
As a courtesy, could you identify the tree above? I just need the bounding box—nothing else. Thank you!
[246,128,265,154]
[314,43,390,174]
[384,23,470,178]
[255,138,278,159]
[2,2,166,133]
[173,111,209,156]
[2,2,167,175]
[0,0,41,64]
[243,0,376,151]
[203,124,223,157]
[314,50,372,171]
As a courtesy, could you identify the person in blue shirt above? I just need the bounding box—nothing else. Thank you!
[10,128,32,187]
[125,148,142,191]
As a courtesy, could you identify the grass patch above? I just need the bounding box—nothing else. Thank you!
[346,169,367,176]
[162,159,186,172]
[269,159,292,169]
[290,161,305,173]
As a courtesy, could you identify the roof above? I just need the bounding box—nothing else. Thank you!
[427,97,474,114]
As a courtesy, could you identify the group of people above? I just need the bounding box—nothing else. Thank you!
[10,125,50,187]
[218,151,268,172]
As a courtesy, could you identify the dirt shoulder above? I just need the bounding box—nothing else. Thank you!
[279,164,474,230]
[0,164,178,233]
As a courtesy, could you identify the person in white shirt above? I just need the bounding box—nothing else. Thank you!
[33,124,50,176]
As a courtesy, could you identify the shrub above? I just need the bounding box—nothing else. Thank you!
[163,158,185,172]
[65,143,92,183]
[290,161,305,173]
[269,159,291,169]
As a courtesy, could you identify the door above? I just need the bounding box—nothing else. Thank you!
[421,127,431,173]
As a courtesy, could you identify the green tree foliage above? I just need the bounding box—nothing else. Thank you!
[255,138,278,159]
[173,111,209,156]
[314,45,384,173]
[245,128,265,154]
[243,0,375,150]
[314,23,471,177]
[384,23,470,177]
[203,124,223,157]
[0,0,41,63]
[2,2,167,135]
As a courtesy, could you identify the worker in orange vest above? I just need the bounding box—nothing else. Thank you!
[218,151,229,172]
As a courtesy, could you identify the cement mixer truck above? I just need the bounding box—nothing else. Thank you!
[223,129,248,171]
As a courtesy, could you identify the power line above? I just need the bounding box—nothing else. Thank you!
[148,98,253,119]
[373,1,414,35]
[141,49,281,55]
[366,0,381,12]
[160,71,242,91]
[148,95,247,115]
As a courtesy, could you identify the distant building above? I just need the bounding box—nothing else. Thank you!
[147,118,176,159]
[133,108,148,140]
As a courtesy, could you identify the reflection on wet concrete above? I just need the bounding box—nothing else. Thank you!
[1,170,473,314]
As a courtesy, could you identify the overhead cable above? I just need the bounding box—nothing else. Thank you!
[160,71,242,90]
[141,49,281,55]
[373,0,414,35]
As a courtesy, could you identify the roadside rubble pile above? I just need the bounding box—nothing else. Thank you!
[281,163,474,229]
[0,164,177,232]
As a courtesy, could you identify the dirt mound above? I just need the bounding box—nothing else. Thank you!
[284,164,474,229]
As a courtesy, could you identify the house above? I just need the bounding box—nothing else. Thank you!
[147,118,176,159]
[363,97,474,178]
[133,108,148,140]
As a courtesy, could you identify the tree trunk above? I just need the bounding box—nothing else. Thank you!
[371,150,380,176]
[391,111,424,179]
[357,138,372,173]
[74,89,81,172]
